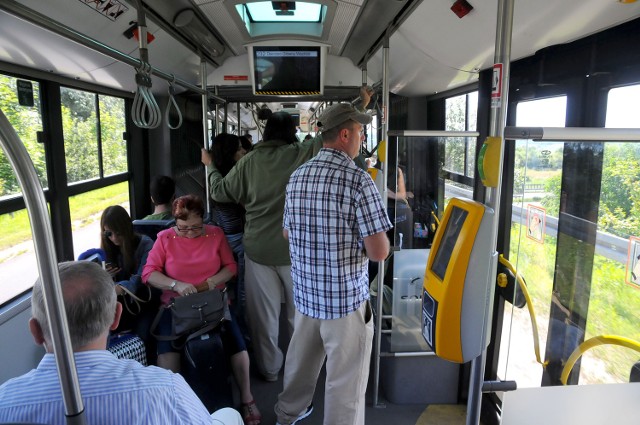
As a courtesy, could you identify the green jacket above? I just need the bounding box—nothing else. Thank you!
[207,136,323,265]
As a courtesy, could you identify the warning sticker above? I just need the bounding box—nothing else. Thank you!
[491,63,503,108]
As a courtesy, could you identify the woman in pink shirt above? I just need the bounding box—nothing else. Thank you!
[143,194,261,425]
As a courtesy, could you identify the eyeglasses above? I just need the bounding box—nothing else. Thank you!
[103,230,116,238]
[176,225,203,233]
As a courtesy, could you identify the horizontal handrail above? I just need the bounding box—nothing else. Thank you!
[0,0,224,103]
[504,126,640,141]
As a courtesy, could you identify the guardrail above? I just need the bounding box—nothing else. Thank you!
[445,183,629,264]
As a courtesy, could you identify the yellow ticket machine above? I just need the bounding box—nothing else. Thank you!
[422,197,495,363]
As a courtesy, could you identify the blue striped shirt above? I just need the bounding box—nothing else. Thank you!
[283,148,392,319]
[0,350,215,425]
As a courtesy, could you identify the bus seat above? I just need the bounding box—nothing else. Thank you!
[132,219,174,241]
[630,360,640,382]
[77,248,106,263]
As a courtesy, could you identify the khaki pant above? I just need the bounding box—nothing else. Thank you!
[275,301,374,425]
[244,254,295,377]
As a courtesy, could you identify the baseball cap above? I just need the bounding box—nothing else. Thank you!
[317,103,372,132]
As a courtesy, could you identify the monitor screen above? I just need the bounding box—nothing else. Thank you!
[251,46,322,95]
[431,206,468,281]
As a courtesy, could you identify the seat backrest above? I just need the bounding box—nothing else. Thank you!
[630,360,640,382]
[132,219,174,241]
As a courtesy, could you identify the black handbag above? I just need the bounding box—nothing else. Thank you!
[151,289,226,347]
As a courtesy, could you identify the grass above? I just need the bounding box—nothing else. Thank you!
[0,182,129,252]
[510,222,640,383]
[526,169,560,185]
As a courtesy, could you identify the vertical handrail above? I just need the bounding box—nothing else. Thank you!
[0,109,86,424]
[372,32,391,408]
[201,59,210,216]
[467,0,514,424]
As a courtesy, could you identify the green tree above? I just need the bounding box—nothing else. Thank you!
[445,95,466,174]
[99,95,127,176]
[0,76,45,196]
[598,143,640,237]
[541,174,561,217]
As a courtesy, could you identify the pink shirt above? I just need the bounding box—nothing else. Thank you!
[142,225,237,305]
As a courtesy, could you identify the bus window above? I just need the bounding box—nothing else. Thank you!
[69,182,130,261]
[580,84,640,384]
[61,88,127,183]
[0,208,40,304]
[445,91,478,178]
[499,96,566,388]
[99,95,127,177]
[0,74,45,305]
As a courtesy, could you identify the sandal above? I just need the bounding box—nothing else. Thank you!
[241,400,262,425]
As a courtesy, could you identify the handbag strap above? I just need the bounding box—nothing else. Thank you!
[119,284,152,303]
[118,284,151,316]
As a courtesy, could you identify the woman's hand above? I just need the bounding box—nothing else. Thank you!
[105,263,121,278]
[206,276,226,291]
[175,281,197,297]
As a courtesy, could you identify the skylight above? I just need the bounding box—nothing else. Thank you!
[241,1,322,23]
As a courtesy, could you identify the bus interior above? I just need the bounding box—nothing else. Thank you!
[1,0,640,424]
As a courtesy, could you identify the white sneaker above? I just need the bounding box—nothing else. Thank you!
[276,404,313,425]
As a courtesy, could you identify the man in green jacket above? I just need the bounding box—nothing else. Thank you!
[201,87,373,381]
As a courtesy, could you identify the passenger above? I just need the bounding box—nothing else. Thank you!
[101,205,154,297]
[201,86,373,383]
[142,194,261,425]
[303,134,313,141]
[275,103,391,425]
[240,135,254,152]
[387,166,413,249]
[143,175,175,220]
[204,133,249,341]
[0,261,243,425]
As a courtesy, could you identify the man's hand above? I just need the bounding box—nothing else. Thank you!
[359,85,374,110]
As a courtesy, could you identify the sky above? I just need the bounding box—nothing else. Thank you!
[514,84,640,129]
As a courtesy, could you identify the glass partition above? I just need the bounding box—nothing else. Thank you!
[378,134,477,353]
[500,138,563,387]
[501,136,640,386]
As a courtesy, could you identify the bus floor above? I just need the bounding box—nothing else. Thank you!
[247,360,428,425]
[241,315,468,425]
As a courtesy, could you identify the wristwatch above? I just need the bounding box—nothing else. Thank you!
[169,280,177,291]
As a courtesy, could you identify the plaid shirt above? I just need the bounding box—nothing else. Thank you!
[283,148,392,319]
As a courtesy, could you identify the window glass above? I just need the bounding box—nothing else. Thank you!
[580,84,640,384]
[61,87,99,183]
[69,182,130,260]
[499,96,566,387]
[0,75,45,197]
[444,92,477,177]
[466,92,478,177]
[0,208,40,304]
[99,95,127,176]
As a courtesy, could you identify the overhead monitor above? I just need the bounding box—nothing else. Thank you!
[249,45,324,96]
[422,197,495,363]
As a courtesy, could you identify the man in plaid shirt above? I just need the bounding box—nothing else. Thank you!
[275,103,392,425]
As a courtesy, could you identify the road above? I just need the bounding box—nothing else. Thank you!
[446,183,629,263]
[0,217,102,303]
